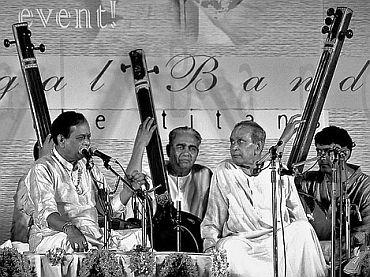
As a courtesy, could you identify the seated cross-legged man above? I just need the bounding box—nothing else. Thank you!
[201,119,328,277]
[125,117,212,252]
[26,111,145,253]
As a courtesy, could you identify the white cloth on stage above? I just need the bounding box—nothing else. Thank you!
[201,159,328,277]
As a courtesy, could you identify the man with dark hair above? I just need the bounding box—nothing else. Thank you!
[201,119,327,276]
[26,111,143,253]
[298,125,370,252]
[126,117,212,252]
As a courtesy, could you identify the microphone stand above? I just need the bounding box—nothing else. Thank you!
[176,199,182,252]
[86,158,113,249]
[269,145,279,277]
[331,150,339,277]
[173,199,199,252]
[104,160,159,249]
[331,148,351,277]
[339,151,351,262]
[103,182,110,249]
[139,183,161,248]
[99,161,114,249]
[141,186,148,248]
[172,177,199,252]
[89,152,168,250]
[256,141,284,276]
[83,149,147,249]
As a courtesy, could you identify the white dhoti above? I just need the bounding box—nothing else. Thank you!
[217,220,327,277]
[32,228,144,254]
[201,160,328,277]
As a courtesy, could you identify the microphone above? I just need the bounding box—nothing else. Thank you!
[256,140,283,166]
[79,146,92,159]
[89,147,117,164]
[79,146,94,170]
[253,140,284,176]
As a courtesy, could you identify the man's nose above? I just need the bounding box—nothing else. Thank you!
[230,143,238,150]
[181,147,191,155]
[83,138,90,146]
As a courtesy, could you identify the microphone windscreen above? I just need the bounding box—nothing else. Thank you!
[88,146,98,156]
[79,147,91,158]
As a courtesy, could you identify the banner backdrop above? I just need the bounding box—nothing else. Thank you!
[0,0,369,244]
[1,56,368,139]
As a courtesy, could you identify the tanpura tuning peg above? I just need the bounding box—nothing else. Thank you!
[32,43,45,52]
[324,17,332,26]
[4,39,15,48]
[345,29,353,39]
[327,8,335,16]
[121,64,131,73]
[148,65,159,74]
[321,25,330,34]
[338,29,354,40]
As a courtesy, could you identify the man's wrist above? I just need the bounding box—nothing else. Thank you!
[204,246,215,253]
[62,221,75,233]
[119,188,133,205]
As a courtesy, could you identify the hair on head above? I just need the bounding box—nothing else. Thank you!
[51,111,87,144]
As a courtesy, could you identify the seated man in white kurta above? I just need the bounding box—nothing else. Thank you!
[125,117,212,252]
[201,120,328,277]
[27,111,143,253]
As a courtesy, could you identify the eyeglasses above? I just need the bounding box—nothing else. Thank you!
[316,147,348,158]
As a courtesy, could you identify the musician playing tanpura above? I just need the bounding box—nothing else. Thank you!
[26,111,145,253]
[201,119,328,277]
[125,117,212,251]
[297,126,370,259]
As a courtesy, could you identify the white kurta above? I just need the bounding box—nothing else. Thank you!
[201,159,327,277]
[27,148,140,253]
[125,163,212,221]
[167,163,212,219]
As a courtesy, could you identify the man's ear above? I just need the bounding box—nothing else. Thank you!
[345,148,352,161]
[255,141,263,155]
[166,144,171,158]
[57,134,65,148]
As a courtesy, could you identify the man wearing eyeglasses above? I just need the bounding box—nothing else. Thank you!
[298,126,370,259]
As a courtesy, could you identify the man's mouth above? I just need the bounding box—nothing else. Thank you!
[179,159,191,164]
[319,162,331,168]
